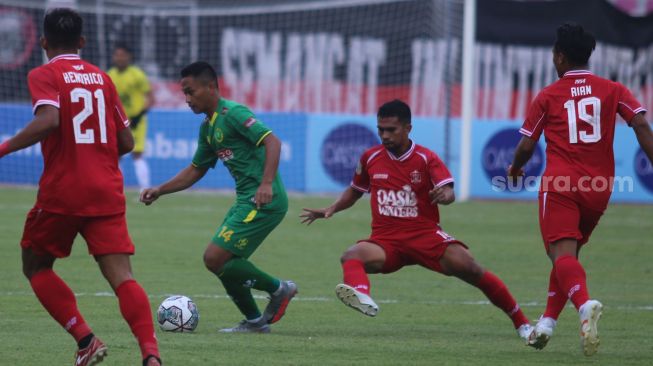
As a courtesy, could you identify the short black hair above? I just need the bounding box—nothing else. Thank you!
[378,99,411,125]
[43,8,83,50]
[554,23,596,66]
[113,42,133,55]
[180,61,218,87]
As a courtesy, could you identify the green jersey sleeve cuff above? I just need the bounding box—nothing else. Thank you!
[256,130,273,147]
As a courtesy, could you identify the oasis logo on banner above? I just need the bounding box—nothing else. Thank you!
[321,123,379,186]
[482,128,544,192]
[634,148,653,193]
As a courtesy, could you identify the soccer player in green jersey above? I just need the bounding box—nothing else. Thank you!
[140,61,297,333]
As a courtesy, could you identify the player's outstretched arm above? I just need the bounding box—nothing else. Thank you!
[300,187,363,225]
[140,164,208,205]
[255,133,282,209]
[508,136,537,179]
[0,105,59,159]
[631,113,653,164]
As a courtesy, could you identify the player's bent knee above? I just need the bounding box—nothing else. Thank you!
[203,252,227,274]
[21,250,55,280]
[441,244,483,278]
[340,247,365,263]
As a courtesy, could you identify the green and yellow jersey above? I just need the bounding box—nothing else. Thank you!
[192,98,287,212]
[107,65,150,119]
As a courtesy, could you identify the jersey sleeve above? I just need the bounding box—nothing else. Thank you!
[428,151,454,188]
[351,151,371,193]
[616,83,647,125]
[225,105,272,146]
[27,67,60,114]
[520,92,547,141]
[105,77,130,130]
[191,124,218,169]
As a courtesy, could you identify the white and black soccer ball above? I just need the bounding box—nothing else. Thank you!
[157,295,199,332]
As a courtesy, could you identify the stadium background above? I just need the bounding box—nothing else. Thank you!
[1,0,653,202]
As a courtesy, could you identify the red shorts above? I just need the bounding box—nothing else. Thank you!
[20,207,135,258]
[539,192,604,251]
[359,227,467,274]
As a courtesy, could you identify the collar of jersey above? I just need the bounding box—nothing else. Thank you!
[48,54,81,64]
[563,69,592,77]
[386,140,415,162]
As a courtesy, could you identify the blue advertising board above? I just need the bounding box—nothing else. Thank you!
[0,105,307,191]
[2,103,652,203]
[470,120,653,203]
[305,114,459,193]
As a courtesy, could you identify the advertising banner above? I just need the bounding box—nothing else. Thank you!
[470,121,653,203]
[0,105,307,191]
[305,114,458,192]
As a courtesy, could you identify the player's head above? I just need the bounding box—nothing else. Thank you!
[41,8,85,53]
[553,23,596,77]
[112,42,133,70]
[180,61,219,115]
[377,99,412,154]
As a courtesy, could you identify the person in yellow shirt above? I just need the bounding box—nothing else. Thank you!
[108,43,153,191]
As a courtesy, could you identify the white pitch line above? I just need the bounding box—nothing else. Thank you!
[2,291,653,311]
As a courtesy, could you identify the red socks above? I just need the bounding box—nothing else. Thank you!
[115,280,160,360]
[554,255,590,310]
[543,267,567,319]
[476,271,529,328]
[29,271,158,361]
[342,259,370,294]
[29,269,92,342]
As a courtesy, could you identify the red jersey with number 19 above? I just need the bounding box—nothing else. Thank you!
[520,70,646,211]
[28,54,130,216]
[351,142,454,234]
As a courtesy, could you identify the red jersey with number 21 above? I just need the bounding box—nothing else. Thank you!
[28,54,130,216]
[351,142,454,234]
[520,70,646,211]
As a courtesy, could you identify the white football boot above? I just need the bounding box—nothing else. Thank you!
[517,323,535,345]
[579,299,603,356]
[335,284,379,317]
[529,316,556,350]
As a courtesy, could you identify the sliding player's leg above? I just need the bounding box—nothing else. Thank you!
[336,241,388,316]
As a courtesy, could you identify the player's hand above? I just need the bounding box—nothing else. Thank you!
[428,186,448,205]
[300,207,335,225]
[255,182,273,209]
[140,187,160,205]
[506,164,525,182]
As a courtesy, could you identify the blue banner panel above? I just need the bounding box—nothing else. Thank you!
[305,114,458,193]
[470,120,653,203]
[0,104,43,185]
[0,105,307,191]
[122,110,308,191]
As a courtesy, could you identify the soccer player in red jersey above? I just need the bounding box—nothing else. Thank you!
[509,24,653,356]
[301,99,535,344]
[0,9,161,366]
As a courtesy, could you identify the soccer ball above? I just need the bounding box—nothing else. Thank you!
[157,295,199,332]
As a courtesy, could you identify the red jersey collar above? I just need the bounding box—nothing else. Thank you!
[563,69,592,77]
[386,140,415,162]
[48,54,81,64]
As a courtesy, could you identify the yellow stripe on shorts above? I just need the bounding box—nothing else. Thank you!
[243,209,258,223]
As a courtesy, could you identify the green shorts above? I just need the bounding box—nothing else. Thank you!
[211,204,286,258]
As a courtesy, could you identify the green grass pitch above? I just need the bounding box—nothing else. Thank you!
[0,187,651,365]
